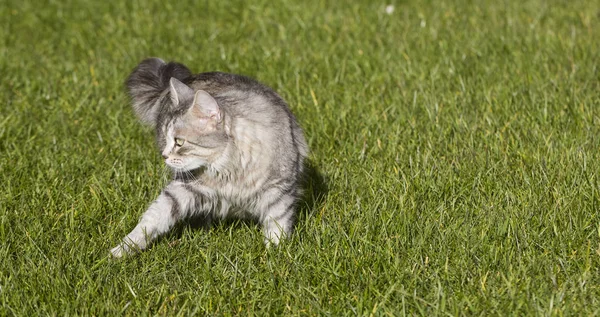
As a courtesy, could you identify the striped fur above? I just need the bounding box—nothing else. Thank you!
[110,58,308,257]
[125,58,192,125]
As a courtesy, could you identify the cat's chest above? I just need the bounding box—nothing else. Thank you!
[193,173,259,205]
[216,181,261,206]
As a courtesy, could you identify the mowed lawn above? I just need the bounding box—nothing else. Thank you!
[1,0,599,315]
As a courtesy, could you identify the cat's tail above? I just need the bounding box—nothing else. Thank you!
[126,57,192,126]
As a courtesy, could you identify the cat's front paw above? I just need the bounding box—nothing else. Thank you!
[109,244,128,258]
[109,242,138,258]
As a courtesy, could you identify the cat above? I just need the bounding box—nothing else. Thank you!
[110,58,308,257]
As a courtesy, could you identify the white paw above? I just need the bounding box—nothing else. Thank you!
[264,233,282,248]
[109,240,140,258]
[109,244,128,258]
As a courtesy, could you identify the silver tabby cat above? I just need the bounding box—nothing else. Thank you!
[110,58,308,257]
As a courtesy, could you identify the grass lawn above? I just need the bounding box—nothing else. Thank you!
[1,0,599,315]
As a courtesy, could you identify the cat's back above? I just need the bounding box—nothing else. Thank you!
[191,71,255,89]
[188,71,296,127]
[188,72,278,104]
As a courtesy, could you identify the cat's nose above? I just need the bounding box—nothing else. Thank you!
[162,154,168,159]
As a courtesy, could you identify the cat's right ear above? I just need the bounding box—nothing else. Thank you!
[169,78,194,106]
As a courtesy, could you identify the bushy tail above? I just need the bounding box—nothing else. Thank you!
[126,57,192,125]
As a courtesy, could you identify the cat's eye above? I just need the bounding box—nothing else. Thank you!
[175,138,185,146]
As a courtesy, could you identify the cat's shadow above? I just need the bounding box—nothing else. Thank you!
[164,159,328,244]
[297,159,328,222]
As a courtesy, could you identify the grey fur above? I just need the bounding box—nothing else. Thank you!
[126,58,192,125]
[111,58,308,257]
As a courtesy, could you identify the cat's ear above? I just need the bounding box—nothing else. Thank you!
[169,77,194,106]
[192,90,221,121]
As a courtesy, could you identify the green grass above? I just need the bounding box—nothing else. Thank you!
[1,0,599,315]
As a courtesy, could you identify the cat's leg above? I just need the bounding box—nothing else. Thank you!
[261,192,297,247]
[110,181,213,257]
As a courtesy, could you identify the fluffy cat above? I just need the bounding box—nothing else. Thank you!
[110,58,308,257]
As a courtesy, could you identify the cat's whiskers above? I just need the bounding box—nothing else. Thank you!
[184,169,197,183]
[181,168,200,183]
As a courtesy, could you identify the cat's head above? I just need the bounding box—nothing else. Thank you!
[157,78,229,172]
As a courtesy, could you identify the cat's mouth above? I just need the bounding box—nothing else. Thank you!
[169,165,204,173]
[165,158,184,169]
[165,158,205,172]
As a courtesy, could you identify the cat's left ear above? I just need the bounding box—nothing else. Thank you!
[192,90,221,121]
[169,77,194,106]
